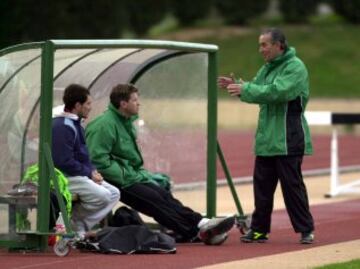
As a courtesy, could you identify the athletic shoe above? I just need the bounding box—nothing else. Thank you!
[202,233,228,245]
[240,229,268,243]
[198,215,235,245]
[300,232,314,244]
[163,230,202,243]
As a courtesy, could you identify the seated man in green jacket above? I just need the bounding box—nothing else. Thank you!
[85,83,234,245]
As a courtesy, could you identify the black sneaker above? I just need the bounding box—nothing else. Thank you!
[240,229,268,243]
[300,232,314,244]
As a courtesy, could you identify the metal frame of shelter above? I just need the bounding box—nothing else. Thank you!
[0,40,221,251]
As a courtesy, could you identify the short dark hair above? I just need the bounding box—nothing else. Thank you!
[63,84,90,111]
[262,28,288,51]
[110,84,138,109]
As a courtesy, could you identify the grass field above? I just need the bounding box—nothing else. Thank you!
[314,259,360,269]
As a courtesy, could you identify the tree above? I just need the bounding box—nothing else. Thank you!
[279,0,318,23]
[0,0,125,49]
[215,0,270,25]
[171,0,213,26]
[60,0,125,38]
[330,0,360,24]
[122,0,169,37]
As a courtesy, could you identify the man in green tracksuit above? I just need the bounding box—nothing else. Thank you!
[85,84,235,245]
[218,28,314,244]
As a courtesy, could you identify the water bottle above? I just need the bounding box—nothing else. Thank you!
[55,212,66,234]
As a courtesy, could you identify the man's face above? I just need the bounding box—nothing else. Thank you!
[76,95,92,119]
[121,92,140,117]
[259,33,282,62]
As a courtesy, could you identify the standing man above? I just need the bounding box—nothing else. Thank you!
[85,83,235,245]
[52,84,120,237]
[218,28,314,244]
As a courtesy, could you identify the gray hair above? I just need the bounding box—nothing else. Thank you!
[261,28,288,51]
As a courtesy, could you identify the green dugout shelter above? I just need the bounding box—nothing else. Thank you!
[0,40,219,251]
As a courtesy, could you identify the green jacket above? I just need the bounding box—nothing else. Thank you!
[240,47,313,156]
[85,104,170,188]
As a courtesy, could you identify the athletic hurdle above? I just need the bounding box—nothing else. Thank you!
[305,111,360,197]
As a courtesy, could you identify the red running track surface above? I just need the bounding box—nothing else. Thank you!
[218,132,360,180]
[139,130,360,184]
[2,199,360,269]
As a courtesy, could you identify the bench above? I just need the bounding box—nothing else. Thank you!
[0,195,37,235]
[0,192,107,237]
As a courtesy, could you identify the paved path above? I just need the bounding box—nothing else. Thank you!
[199,240,360,269]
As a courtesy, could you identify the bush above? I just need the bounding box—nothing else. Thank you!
[0,0,125,48]
[62,0,125,38]
[171,0,213,26]
[122,0,169,37]
[329,0,360,24]
[279,0,318,23]
[215,0,270,25]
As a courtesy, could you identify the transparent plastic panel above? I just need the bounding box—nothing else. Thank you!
[53,48,140,105]
[0,49,40,89]
[0,50,41,235]
[89,49,166,117]
[134,53,208,187]
[53,49,98,105]
[80,51,208,187]
[54,49,95,77]
[50,49,208,216]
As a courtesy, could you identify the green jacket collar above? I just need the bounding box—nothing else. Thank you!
[108,103,139,123]
[267,47,296,67]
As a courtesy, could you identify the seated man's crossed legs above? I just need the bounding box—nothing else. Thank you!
[119,182,234,245]
[67,176,120,236]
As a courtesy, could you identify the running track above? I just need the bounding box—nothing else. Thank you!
[140,131,360,184]
[1,132,360,268]
[217,132,360,180]
[2,199,360,269]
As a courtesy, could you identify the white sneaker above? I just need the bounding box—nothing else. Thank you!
[76,231,86,240]
[202,233,228,245]
[198,216,235,245]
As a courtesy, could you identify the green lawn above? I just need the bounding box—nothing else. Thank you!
[192,24,360,98]
[314,259,360,269]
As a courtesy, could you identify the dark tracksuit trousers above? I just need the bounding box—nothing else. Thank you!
[251,155,314,234]
[118,183,203,239]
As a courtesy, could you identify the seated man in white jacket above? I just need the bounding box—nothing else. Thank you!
[52,84,120,237]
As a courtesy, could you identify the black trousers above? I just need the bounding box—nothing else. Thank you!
[119,183,203,239]
[251,155,314,234]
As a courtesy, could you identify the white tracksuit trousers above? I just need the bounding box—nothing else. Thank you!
[67,176,120,233]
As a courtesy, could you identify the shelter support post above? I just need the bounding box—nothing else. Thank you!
[206,52,217,218]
